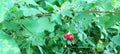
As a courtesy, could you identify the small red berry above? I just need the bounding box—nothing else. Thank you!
[68,34,74,41]
[64,33,69,38]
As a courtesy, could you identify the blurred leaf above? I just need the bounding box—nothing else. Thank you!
[24,0,38,6]
[60,1,73,17]
[111,36,120,46]
[96,43,104,52]
[61,1,71,10]
[3,21,20,31]
[87,37,95,47]
[20,6,41,16]
[74,12,94,29]
[0,0,14,23]
[22,16,56,34]
[98,16,110,26]
[45,1,59,11]
[0,30,21,54]
[32,32,45,46]
[99,14,120,28]
[57,0,65,5]
[38,7,48,13]
[78,33,83,41]
[50,12,62,25]
[69,22,77,33]
[61,10,73,17]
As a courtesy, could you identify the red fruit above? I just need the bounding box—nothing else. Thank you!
[64,33,74,41]
[64,33,69,38]
[68,34,74,41]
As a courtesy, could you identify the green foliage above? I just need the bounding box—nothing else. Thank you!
[0,30,21,54]
[112,36,120,46]
[21,16,55,34]
[1,0,120,54]
[0,0,14,23]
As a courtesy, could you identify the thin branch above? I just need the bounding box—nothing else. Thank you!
[84,10,120,14]
[20,10,120,18]
[20,13,51,19]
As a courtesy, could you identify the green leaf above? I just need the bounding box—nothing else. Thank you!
[0,0,14,23]
[111,36,120,46]
[61,10,73,17]
[45,1,59,11]
[20,6,41,16]
[69,22,77,33]
[0,30,21,54]
[22,16,56,34]
[50,12,62,25]
[3,21,20,31]
[32,32,45,46]
[71,0,82,12]
[74,12,94,29]
[23,0,38,6]
[96,43,104,52]
[61,0,82,12]
[98,16,110,27]
[38,7,48,13]
[57,0,64,5]
[60,1,71,10]
[95,0,113,10]
[78,33,83,41]
[46,23,56,32]
[99,14,120,28]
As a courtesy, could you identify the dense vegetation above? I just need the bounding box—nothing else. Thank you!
[1,0,120,54]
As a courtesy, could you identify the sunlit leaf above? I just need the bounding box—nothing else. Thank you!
[0,30,21,54]
[22,16,56,34]
[0,0,14,23]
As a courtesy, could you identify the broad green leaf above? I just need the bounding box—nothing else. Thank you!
[6,6,23,19]
[38,16,55,32]
[103,0,113,10]
[50,12,62,25]
[20,6,41,16]
[61,1,71,10]
[61,10,73,17]
[111,36,120,46]
[0,30,21,54]
[60,1,72,17]
[45,1,59,11]
[71,0,82,12]
[22,16,56,34]
[0,0,14,23]
[38,7,48,13]
[5,22,20,31]
[74,12,94,29]
[46,23,56,32]
[98,16,110,27]
[94,0,113,11]
[105,14,120,28]
[57,0,65,5]
[61,0,82,12]
[99,14,120,28]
